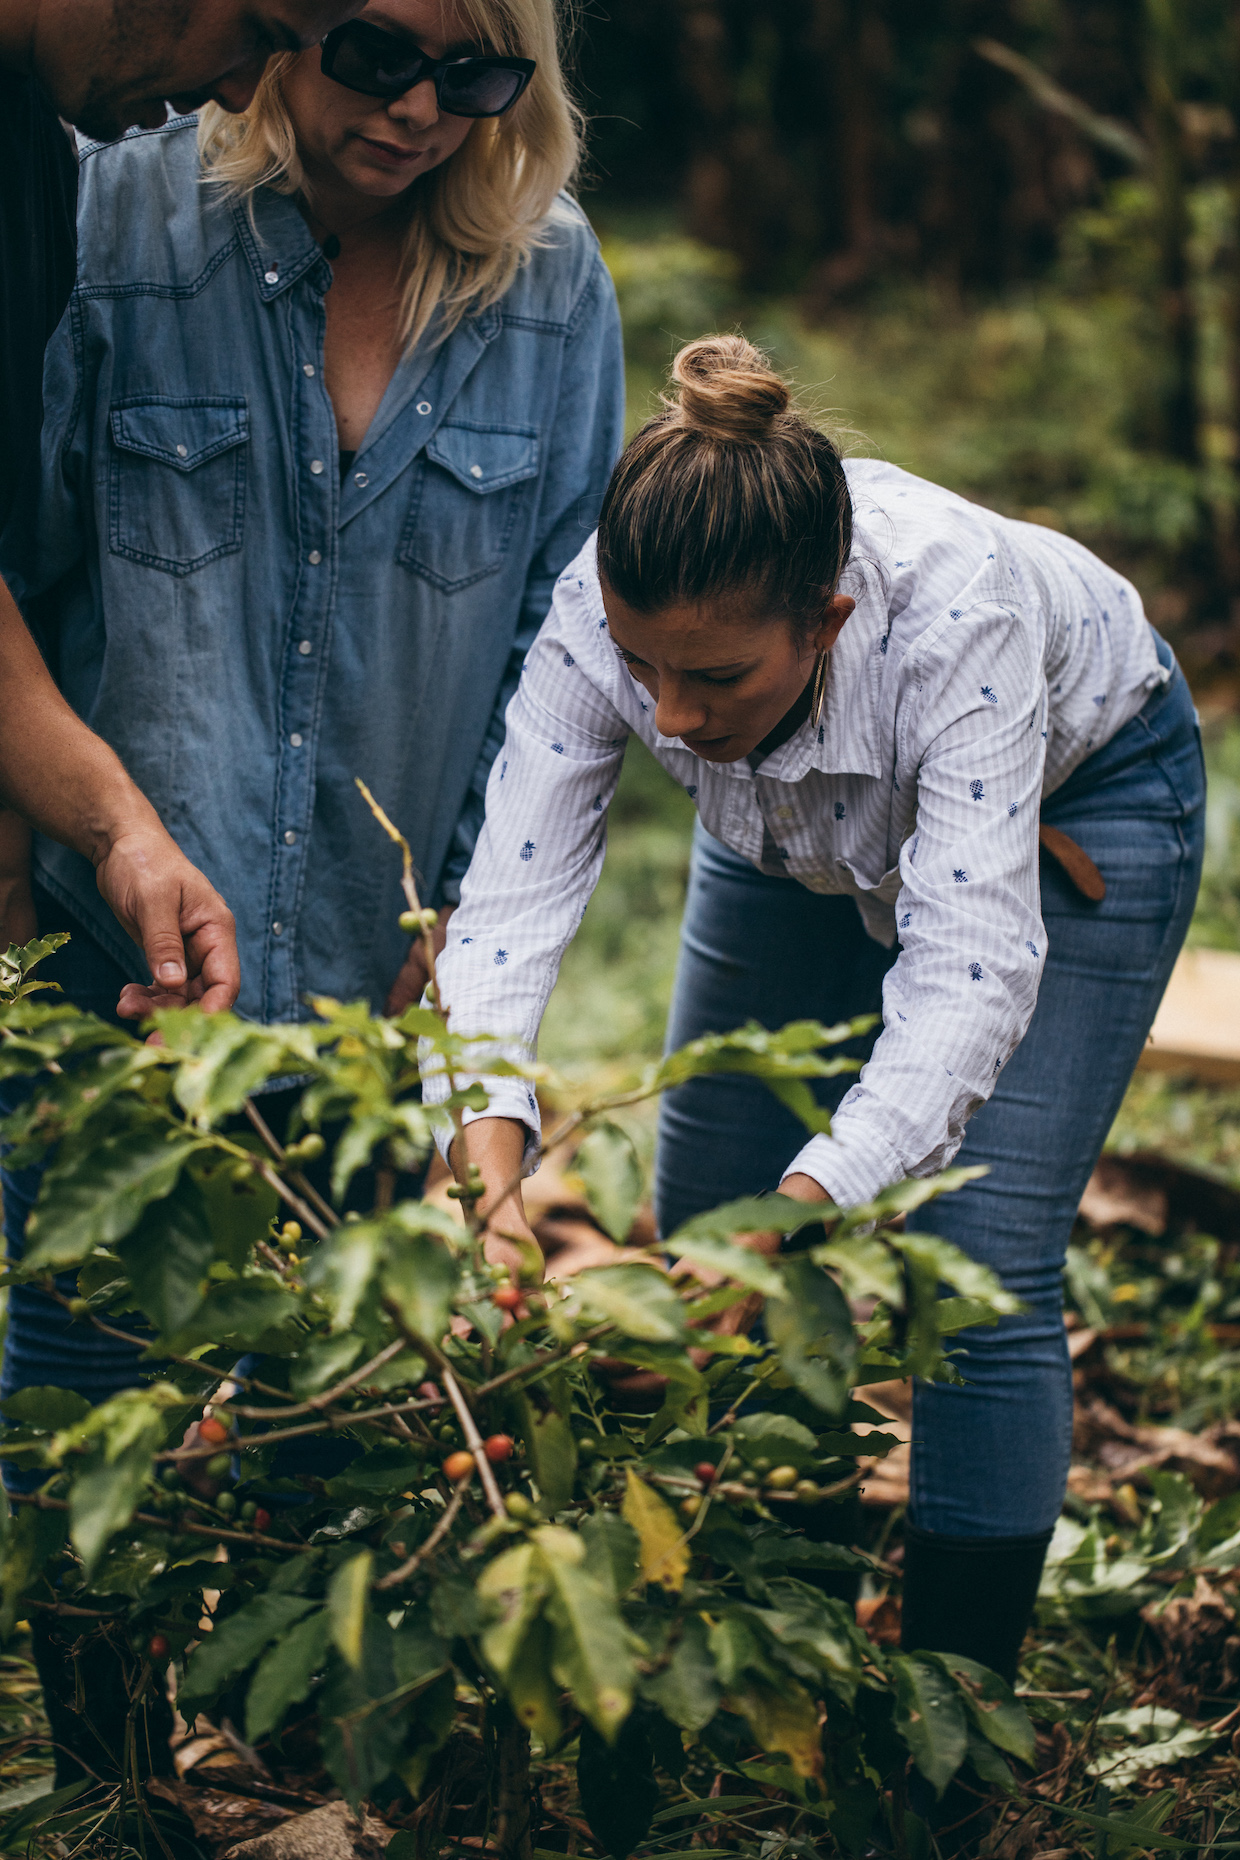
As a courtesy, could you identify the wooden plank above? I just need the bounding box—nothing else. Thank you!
[1137,945,1240,1082]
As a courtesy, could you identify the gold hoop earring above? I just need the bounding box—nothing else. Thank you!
[810,651,829,730]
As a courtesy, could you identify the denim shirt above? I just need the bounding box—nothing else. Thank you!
[2,116,624,1023]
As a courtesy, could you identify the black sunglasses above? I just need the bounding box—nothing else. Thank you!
[320,21,534,117]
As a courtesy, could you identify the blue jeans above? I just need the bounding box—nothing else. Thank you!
[0,889,142,1439]
[656,638,1205,1538]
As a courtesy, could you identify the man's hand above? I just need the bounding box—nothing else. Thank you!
[0,576,240,1015]
[387,905,455,1016]
[102,827,239,1017]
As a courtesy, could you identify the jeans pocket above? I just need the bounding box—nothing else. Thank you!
[108,396,248,576]
[397,421,539,592]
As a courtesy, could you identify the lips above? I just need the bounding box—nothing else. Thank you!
[356,134,425,163]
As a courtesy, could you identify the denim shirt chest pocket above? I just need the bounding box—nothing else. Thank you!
[397,421,540,592]
[108,396,248,577]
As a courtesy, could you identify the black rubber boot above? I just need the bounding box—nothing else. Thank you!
[900,1522,1052,1684]
[899,1525,1052,1856]
[31,1611,176,1790]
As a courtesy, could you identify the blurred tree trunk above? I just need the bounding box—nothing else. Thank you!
[1144,0,1201,464]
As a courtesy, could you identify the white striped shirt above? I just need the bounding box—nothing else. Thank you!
[426,459,1167,1209]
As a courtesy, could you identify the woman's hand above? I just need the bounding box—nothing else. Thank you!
[387,904,455,1016]
[451,1113,543,1286]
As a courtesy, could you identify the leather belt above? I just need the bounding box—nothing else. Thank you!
[1038,822,1106,901]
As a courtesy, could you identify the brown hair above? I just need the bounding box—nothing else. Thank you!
[596,336,852,629]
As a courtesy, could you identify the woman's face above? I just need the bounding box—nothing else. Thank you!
[601,586,855,763]
[282,0,482,204]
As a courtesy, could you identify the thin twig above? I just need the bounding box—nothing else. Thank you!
[442,1365,505,1520]
[244,1096,339,1228]
[220,1338,407,1421]
[10,1489,307,1555]
[374,1475,471,1590]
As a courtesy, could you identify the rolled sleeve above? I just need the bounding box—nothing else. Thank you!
[786,599,1048,1199]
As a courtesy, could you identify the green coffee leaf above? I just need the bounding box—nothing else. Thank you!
[891,1653,969,1796]
[665,1234,784,1297]
[537,1530,635,1739]
[246,1608,331,1742]
[117,1175,214,1335]
[571,1263,686,1342]
[931,1653,1034,1764]
[329,1549,374,1670]
[0,1388,91,1431]
[642,1615,721,1733]
[180,1593,318,1718]
[573,1122,643,1243]
[25,1128,205,1270]
[479,1543,547,1679]
[381,1232,460,1348]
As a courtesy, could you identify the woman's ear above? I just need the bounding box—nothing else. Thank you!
[814,594,855,654]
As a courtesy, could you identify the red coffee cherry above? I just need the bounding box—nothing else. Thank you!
[492,1286,522,1312]
[148,1634,170,1660]
[443,1451,476,1482]
[484,1435,514,1464]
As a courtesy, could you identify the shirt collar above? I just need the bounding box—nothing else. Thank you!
[231,186,330,302]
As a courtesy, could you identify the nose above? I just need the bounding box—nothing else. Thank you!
[654,679,708,743]
[210,56,268,113]
[389,76,442,128]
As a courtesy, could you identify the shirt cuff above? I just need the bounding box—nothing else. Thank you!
[782,1122,905,1210]
[429,1074,543,1174]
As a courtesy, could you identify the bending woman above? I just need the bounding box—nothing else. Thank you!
[429,337,1204,1685]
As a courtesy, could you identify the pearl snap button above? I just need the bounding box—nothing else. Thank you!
[307,549,322,565]
[309,458,324,475]
[303,363,315,376]
[272,921,283,935]
[289,732,303,747]
[298,639,312,655]
[176,444,187,457]
[470,464,483,479]
[284,830,296,845]
[354,471,369,487]
[416,401,432,415]
[264,270,279,284]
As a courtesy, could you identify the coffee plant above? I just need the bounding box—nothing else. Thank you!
[0,800,1035,1858]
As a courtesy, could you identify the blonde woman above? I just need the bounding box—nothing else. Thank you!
[0,0,621,1499]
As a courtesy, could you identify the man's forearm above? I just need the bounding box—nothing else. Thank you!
[0,572,160,861]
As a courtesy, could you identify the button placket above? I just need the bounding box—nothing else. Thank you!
[267,293,336,1017]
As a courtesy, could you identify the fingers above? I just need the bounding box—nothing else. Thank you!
[386,949,430,1016]
[177,870,239,1013]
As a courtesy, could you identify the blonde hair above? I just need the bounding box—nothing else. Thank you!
[197,0,582,351]
[597,336,853,628]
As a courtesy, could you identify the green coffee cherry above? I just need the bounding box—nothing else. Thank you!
[67,1297,91,1319]
[766,1465,798,1491]
[215,1491,237,1516]
[796,1479,820,1505]
[240,1500,258,1523]
[205,1452,232,1482]
[504,1492,535,1521]
[751,1457,772,1477]
[160,1467,183,1492]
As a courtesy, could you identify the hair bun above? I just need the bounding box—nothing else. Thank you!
[669,335,790,443]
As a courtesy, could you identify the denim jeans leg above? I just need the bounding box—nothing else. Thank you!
[654,818,898,1236]
[1,889,144,1486]
[906,660,1205,1536]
